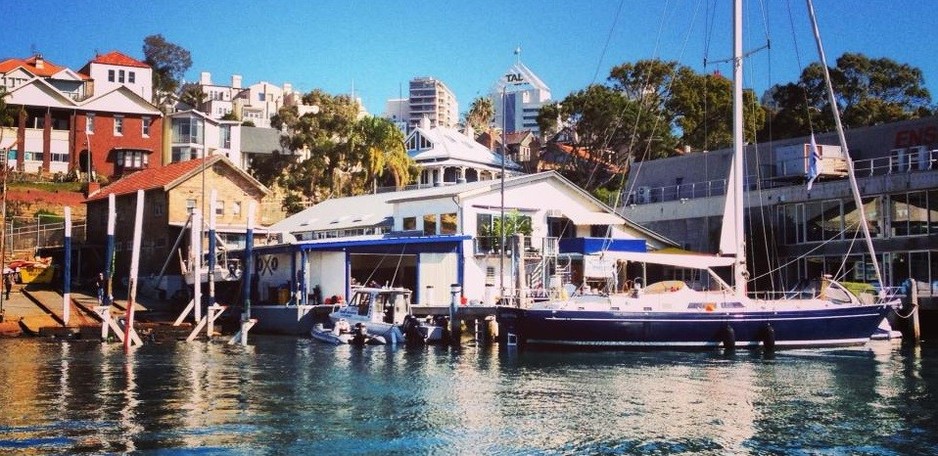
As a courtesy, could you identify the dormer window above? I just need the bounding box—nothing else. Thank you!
[406,132,433,151]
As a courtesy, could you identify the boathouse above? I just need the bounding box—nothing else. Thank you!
[251,171,675,306]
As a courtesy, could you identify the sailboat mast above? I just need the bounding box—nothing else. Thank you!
[805,0,884,287]
[731,0,747,295]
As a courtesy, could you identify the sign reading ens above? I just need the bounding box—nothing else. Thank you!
[894,125,938,148]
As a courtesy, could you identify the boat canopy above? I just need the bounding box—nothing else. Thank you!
[598,251,736,269]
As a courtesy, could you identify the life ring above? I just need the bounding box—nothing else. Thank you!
[704,303,716,312]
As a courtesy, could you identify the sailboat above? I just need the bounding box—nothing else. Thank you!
[496,0,900,349]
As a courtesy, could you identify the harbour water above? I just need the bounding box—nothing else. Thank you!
[0,337,936,455]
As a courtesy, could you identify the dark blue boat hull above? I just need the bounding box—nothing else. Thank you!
[496,304,893,349]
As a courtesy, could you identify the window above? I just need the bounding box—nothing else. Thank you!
[215,200,225,216]
[219,125,231,149]
[118,70,125,83]
[153,203,164,216]
[86,113,95,133]
[142,117,151,137]
[403,216,417,231]
[116,150,148,170]
[128,71,135,83]
[258,93,266,102]
[423,214,437,235]
[440,213,457,235]
[108,70,115,82]
[186,199,197,212]
[232,201,241,216]
[113,115,124,135]
[172,117,203,144]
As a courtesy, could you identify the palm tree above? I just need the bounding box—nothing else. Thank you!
[466,96,495,136]
[179,84,208,111]
[352,116,416,191]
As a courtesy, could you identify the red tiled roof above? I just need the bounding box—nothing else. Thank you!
[0,55,68,77]
[85,157,220,202]
[505,130,532,144]
[89,51,150,69]
[551,144,622,173]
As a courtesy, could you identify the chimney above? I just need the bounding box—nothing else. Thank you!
[34,54,44,70]
[85,182,100,197]
[232,74,242,89]
[199,71,212,85]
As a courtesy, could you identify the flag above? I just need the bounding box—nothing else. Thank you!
[806,133,820,191]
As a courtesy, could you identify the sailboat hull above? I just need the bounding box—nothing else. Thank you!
[497,304,894,349]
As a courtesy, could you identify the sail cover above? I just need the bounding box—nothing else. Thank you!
[599,251,735,269]
[718,152,740,256]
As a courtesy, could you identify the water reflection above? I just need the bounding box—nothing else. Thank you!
[0,339,936,454]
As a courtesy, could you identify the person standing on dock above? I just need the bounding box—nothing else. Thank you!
[95,272,105,305]
[3,272,12,299]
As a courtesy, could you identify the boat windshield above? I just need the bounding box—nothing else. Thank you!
[353,292,372,316]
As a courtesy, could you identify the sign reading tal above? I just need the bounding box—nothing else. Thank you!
[505,73,524,83]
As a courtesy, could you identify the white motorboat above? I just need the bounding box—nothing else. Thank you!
[329,287,444,344]
[310,321,353,345]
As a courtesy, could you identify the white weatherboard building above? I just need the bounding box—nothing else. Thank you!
[249,172,674,307]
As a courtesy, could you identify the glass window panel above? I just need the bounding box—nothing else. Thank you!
[440,213,457,235]
[805,201,824,242]
[908,191,928,235]
[822,200,842,240]
[423,214,437,236]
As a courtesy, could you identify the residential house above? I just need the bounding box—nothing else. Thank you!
[185,72,296,128]
[406,118,523,188]
[0,52,162,178]
[78,51,153,101]
[167,110,241,166]
[476,130,541,174]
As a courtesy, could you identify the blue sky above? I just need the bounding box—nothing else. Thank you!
[5,1,937,115]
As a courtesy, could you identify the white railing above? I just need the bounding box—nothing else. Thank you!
[626,149,938,205]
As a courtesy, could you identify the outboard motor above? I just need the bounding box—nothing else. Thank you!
[351,323,369,347]
[401,315,425,345]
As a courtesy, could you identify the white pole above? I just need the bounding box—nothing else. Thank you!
[192,210,202,323]
[63,207,71,325]
[124,190,145,351]
[209,189,217,303]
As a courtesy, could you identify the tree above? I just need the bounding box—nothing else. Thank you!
[543,84,677,192]
[761,53,933,139]
[608,59,681,116]
[350,116,415,192]
[465,96,494,134]
[179,84,207,111]
[667,67,765,150]
[143,34,192,110]
[271,90,417,213]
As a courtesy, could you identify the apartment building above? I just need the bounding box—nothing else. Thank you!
[407,77,458,130]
